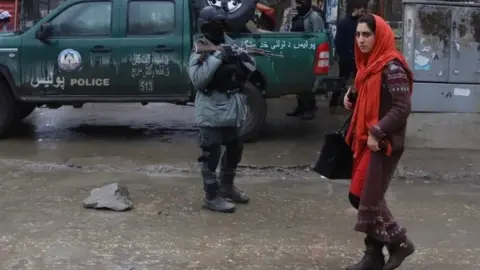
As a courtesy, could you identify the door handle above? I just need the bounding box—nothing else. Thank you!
[153,45,174,52]
[90,45,112,53]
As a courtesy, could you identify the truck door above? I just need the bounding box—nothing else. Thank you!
[20,0,119,96]
[115,0,189,98]
[238,34,321,96]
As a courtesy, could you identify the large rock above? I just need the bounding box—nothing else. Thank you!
[83,183,133,211]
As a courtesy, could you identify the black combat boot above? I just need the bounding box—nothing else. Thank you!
[383,238,415,270]
[300,109,315,120]
[220,184,249,204]
[286,106,305,117]
[203,183,236,213]
[219,172,249,204]
[346,236,385,270]
[301,98,317,120]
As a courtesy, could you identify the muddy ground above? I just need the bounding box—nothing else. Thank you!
[0,97,479,270]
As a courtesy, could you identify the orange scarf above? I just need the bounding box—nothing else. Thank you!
[345,15,413,158]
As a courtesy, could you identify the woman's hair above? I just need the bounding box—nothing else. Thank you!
[357,14,376,33]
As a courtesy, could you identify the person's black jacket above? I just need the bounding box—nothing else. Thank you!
[334,15,358,63]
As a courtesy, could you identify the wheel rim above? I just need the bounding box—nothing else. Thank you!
[207,0,243,13]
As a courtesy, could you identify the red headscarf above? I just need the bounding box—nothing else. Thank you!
[345,15,413,158]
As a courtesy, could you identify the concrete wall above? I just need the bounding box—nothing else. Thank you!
[406,113,480,150]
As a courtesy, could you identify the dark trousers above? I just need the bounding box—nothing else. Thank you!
[330,60,357,107]
[295,91,316,111]
[198,127,243,199]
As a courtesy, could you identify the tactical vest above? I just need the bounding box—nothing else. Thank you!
[291,15,305,32]
[206,57,249,93]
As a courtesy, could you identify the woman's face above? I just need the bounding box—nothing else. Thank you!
[356,22,375,54]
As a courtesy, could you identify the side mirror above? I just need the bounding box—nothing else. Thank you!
[35,23,53,43]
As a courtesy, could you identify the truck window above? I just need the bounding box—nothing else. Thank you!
[49,1,112,37]
[127,0,174,35]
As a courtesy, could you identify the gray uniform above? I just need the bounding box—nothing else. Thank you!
[289,8,325,119]
[303,9,325,93]
[188,34,254,197]
[302,9,325,33]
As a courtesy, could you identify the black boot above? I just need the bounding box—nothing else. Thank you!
[219,171,249,204]
[300,109,315,120]
[220,184,250,204]
[383,238,415,270]
[301,97,317,120]
[286,106,305,117]
[203,183,236,213]
[346,236,385,270]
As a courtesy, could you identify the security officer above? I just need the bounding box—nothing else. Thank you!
[330,0,367,113]
[0,11,12,32]
[188,6,254,213]
[286,0,325,120]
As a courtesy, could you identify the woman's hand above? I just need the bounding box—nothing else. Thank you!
[367,133,380,152]
[344,87,353,110]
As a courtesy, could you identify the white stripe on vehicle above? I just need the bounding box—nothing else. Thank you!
[0,48,18,52]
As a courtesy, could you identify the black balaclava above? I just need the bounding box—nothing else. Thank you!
[202,23,225,45]
[296,0,312,16]
[198,6,227,45]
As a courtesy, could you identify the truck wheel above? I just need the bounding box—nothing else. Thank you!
[240,82,266,142]
[0,81,16,138]
[16,104,36,120]
[193,0,258,29]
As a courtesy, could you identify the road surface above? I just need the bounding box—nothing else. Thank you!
[0,98,479,269]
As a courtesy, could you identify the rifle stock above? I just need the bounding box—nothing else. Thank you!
[193,42,218,54]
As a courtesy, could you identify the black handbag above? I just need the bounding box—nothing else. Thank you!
[312,114,354,179]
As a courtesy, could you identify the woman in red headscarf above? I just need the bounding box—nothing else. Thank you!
[343,14,415,270]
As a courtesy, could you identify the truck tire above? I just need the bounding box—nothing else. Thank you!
[193,0,258,29]
[240,82,266,142]
[0,81,16,138]
[16,104,36,120]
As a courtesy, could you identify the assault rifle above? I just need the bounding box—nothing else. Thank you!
[194,42,284,58]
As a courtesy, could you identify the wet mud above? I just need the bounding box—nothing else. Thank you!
[0,98,479,269]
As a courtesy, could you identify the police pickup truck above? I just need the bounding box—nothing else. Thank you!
[0,0,331,141]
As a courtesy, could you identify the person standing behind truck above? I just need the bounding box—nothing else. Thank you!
[286,0,325,120]
[0,11,12,32]
[188,6,253,213]
[330,0,367,113]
